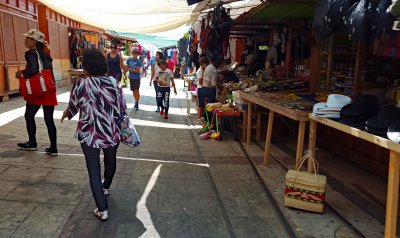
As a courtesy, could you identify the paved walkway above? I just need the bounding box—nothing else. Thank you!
[0,75,373,238]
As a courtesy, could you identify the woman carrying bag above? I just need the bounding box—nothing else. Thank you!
[15,29,58,155]
[61,48,127,221]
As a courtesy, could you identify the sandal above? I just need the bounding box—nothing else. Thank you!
[93,208,108,221]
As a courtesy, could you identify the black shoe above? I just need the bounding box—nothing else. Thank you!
[45,148,58,156]
[17,142,37,151]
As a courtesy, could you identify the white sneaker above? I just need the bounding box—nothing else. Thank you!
[93,208,108,221]
[103,188,109,196]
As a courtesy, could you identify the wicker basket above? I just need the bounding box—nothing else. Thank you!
[284,151,327,213]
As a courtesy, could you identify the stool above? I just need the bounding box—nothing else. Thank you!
[186,91,198,115]
[215,110,242,141]
[238,111,263,143]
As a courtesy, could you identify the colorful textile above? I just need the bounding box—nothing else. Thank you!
[67,76,127,148]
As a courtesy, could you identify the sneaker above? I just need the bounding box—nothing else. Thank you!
[155,107,160,113]
[103,188,109,196]
[164,114,168,119]
[134,102,139,110]
[45,148,58,156]
[17,142,37,151]
[160,108,164,116]
[93,208,108,221]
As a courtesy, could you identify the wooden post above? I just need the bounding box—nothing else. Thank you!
[264,111,275,166]
[296,121,306,169]
[246,102,253,144]
[308,119,317,173]
[384,151,400,238]
[242,110,248,142]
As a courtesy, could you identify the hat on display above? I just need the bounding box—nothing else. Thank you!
[340,94,379,118]
[388,120,400,143]
[312,94,351,118]
[23,29,45,43]
[366,104,400,129]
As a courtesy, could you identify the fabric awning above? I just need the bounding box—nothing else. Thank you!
[37,0,198,33]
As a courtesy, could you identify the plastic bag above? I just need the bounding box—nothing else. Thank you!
[121,116,140,147]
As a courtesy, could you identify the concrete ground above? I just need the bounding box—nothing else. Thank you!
[0,74,393,237]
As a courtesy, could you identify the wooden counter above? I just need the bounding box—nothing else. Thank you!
[239,91,313,167]
[67,69,85,84]
[308,114,400,238]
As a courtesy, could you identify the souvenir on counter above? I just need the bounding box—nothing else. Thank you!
[312,94,351,119]
[339,94,379,129]
[366,104,400,138]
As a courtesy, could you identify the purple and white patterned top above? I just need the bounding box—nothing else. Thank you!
[67,76,127,148]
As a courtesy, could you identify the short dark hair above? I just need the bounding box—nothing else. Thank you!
[82,48,108,76]
[158,59,167,66]
[199,56,209,65]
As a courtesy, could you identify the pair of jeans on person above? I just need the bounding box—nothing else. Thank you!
[25,102,57,148]
[156,87,171,114]
[80,142,119,212]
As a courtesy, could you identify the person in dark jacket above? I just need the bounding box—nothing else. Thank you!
[15,29,58,155]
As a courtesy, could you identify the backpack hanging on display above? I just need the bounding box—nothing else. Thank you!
[343,0,368,41]
[326,0,358,33]
[313,0,334,39]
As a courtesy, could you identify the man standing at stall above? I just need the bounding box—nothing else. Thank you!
[127,48,142,110]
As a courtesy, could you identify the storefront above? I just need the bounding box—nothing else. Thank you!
[0,0,81,101]
[192,1,400,236]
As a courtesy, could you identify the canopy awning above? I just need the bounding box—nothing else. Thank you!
[37,0,198,33]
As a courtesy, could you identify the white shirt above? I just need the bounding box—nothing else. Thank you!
[155,68,174,87]
[203,64,217,87]
[196,68,204,88]
[152,62,161,82]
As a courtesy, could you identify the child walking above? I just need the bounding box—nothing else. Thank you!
[155,59,177,119]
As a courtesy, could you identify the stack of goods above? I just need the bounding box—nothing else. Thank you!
[339,94,379,129]
[312,94,351,119]
[366,104,400,138]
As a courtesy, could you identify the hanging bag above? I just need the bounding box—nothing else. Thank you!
[19,51,56,99]
[115,80,140,147]
[284,150,327,213]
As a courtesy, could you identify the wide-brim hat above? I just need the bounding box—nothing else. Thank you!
[340,94,379,118]
[365,126,387,137]
[312,94,351,118]
[23,29,45,43]
[388,120,400,143]
[366,104,400,129]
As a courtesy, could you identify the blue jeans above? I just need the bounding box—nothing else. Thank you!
[80,143,119,212]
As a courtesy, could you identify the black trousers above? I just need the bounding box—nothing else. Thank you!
[81,143,119,212]
[24,102,57,148]
[156,87,171,114]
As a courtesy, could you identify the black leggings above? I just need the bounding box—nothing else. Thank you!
[24,102,57,148]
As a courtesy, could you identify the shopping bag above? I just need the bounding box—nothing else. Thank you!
[121,116,140,147]
[19,51,55,98]
[284,150,327,213]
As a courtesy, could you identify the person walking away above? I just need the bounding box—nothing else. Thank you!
[150,51,165,112]
[15,29,58,156]
[127,48,142,110]
[106,44,125,82]
[155,59,177,119]
[166,56,175,73]
[61,48,127,222]
[196,56,209,119]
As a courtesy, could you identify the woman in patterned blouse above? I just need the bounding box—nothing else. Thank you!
[61,48,127,221]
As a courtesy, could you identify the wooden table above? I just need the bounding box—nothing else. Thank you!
[67,69,85,84]
[308,114,400,238]
[239,91,313,167]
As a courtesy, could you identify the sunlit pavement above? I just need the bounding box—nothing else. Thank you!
[0,74,360,238]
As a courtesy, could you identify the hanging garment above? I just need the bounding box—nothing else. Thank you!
[326,0,358,33]
[388,0,400,17]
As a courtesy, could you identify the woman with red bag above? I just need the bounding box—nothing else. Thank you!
[15,29,58,155]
